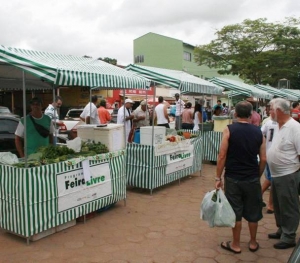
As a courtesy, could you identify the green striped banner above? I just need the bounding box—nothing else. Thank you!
[126,135,202,190]
[0,153,126,238]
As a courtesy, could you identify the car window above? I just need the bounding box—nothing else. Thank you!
[0,119,18,134]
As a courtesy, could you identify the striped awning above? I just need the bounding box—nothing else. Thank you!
[254,84,298,101]
[0,45,150,89]
[281,89,300,101]
[125,64,223,95]
[209,77,273,99]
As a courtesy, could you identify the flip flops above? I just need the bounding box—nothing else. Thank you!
[249,241,260,252]
[220,241,241,254]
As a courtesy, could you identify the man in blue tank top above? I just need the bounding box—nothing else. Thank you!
[215,100,266,254]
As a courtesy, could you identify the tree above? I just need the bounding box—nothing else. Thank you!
[98,57,117,65]
[194,18,300,88]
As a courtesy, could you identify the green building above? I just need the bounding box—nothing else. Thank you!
[134,32,229,79]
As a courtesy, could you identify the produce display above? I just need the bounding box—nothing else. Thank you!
[13,141,109,167]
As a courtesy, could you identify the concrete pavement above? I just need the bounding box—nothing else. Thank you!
[0,162,296,263]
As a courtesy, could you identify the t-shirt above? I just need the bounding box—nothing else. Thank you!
[15,114,54,155]
[291,108,300,122]
[175,99,185,116]
[97,106,111,124]
[80,102,100,125]
[133,108,150,128]
[44,104,60,133]
[267,118,300,177]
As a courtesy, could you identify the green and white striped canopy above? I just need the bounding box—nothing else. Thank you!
[0,45,150,89]
[209,77,273,99]
[254,84,298,101]
[125,64,223,95]
[281,88,300,101]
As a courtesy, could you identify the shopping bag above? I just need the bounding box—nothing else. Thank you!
[214,189,236,228]
[200,189,218,227]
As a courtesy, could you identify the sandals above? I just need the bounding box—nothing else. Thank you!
[249,241,260,252]
[220,241,241,254]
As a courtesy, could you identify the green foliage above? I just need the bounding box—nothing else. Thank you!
[194,17,300,88]
[98,57,117,65]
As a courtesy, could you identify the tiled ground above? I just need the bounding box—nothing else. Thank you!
[0,162,296,263]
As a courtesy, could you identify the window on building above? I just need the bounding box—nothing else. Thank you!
[134,55,144,63]
[183,52,191,61]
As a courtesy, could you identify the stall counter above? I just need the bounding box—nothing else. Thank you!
[126,134,202,193]
[0,150,126,241]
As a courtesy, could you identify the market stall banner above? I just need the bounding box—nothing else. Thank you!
[57,161,112,212]
[126,64,223,95]
[126,135,202,190]
[166,145,194,175]
[0,151,126,238]
[0,45,150,89]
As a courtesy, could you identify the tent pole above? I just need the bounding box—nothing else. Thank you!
[11,92,15,114]
[22,71,28,167]
[52,86,57,144]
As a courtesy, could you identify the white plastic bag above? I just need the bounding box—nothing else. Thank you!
[66,137,82,152]
[0,152,19,165]
[214,189,236,228]
[200,189,218,227]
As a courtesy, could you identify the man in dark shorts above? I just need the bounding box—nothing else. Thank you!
[215,100,266,253]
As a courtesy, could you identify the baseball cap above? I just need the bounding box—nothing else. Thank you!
[125,98,134,104]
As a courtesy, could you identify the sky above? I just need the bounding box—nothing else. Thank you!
[1,0,300,65]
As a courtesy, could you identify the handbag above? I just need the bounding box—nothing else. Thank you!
[29,115,50,138]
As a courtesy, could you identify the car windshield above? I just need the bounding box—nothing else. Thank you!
[0,107,11,114]
[0,118,18,134]
[68,110,82,118]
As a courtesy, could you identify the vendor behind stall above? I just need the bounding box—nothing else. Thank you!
[15,97,54,157]
[132,100,150,128]
[80,95,100,124]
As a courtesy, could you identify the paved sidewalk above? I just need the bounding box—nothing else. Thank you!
[0,162,295,263]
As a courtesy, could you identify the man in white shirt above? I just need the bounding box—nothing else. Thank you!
[44,96,63,143]
[117,98,134,142]
[267,98,300,249]
[80,95,100,125]
[174,93,185,130]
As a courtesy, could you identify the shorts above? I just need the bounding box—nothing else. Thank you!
[225,177,263,222]
[264,163,272,181]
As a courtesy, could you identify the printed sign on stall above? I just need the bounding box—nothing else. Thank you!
[57,161,112,212]
[165,145,194,175]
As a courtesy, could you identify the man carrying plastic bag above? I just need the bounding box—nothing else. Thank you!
[214,101,266,254]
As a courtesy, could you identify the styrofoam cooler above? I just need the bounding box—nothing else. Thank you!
[94,124,125,152]
[77,125,98,141]
[140,126,166,146]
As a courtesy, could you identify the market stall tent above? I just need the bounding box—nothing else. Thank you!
[126,64,224,95]
[209,77,273,100]
[0,45,151,243]
[0,45,150,89]
[254,84,298,101]
[281,88,300,101]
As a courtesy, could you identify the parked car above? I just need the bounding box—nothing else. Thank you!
[59,108,84,139]
[0,106,20,118]
[0,116,19,156]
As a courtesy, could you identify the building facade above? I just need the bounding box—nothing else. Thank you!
[134,32,221,79]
